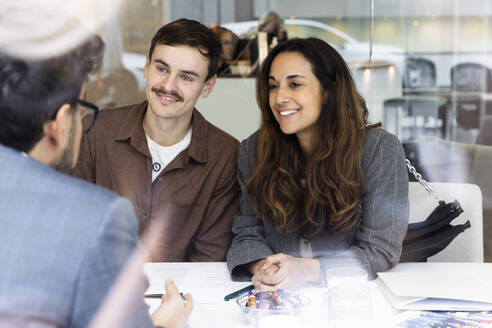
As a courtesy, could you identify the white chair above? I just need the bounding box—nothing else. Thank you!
[409,182,483,262]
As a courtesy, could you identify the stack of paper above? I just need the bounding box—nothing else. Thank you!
[377,263,492,311]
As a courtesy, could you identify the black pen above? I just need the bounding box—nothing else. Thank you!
[223,284,255,301]
[145,292,186,300]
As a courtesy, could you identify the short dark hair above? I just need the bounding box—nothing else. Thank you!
[148,18,222,81]
[0,34,104,152]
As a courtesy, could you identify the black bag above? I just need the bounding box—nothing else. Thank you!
[399,160,472,263]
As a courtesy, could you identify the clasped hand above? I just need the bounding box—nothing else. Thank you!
[251,253,309,290]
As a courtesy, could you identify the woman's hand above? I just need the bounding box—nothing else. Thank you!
[150,279,193,328]
[250,253,321,290]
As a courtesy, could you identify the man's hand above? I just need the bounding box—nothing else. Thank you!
[150,279,193,328]
[251,253,321,290]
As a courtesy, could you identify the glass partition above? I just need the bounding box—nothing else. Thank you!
[79,0,492,261]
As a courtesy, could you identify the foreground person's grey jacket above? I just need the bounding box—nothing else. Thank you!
[0,144,153,328]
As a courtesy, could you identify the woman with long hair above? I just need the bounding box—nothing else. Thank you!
[226,38,408,289]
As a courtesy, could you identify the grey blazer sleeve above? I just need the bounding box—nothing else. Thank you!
[227,134,274,280]
[69,197,154,328]
[318,128,409,279]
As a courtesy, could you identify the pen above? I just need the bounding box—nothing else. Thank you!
[144,292,186,300]
[223,284,255,301]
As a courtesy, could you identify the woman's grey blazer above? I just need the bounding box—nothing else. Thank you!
[226,127,409,281]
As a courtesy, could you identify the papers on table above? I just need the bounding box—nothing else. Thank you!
[182,264,252,304]
[144,262,252,304]
[143,263,332,328]
[144,264,190,294]
[144,262,252,328]
[377,262,492,311]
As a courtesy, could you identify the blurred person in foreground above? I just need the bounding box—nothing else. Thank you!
[74,19,240,263]
[0,24,191,328]
[227,38,409,289]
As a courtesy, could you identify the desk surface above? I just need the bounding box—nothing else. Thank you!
[143,262,398,328]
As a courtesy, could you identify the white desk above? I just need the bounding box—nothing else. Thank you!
[143,262,399,328]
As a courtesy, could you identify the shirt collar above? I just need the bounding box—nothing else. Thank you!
[114,101,147,142]
[114,101,150,158]
[114,101,208,163]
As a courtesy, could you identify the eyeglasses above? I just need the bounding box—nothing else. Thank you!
[77,99,101,136]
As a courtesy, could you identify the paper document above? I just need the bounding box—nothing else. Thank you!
[377,263,492,311]
[144,262,251,304]
[144,263,190,294]
[182,263,252,304]
[144,263,249,328]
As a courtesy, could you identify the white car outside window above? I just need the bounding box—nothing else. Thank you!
[223,18,405,73]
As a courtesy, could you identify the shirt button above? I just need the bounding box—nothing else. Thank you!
[157,177,164,182]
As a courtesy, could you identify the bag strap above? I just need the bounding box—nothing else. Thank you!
[405,159,441,203]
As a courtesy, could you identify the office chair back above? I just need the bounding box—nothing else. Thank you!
[451,62,492,92]
[403,57,437,89]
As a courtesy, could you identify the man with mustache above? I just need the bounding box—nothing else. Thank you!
[74,19,240,262]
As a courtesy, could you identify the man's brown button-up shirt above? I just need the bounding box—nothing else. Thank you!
[74,101,240,262]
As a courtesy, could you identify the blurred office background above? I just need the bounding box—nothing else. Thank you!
[76,0,492,143]
[72,0,492,261]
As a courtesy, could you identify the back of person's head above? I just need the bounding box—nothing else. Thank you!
[148,18,222,81]
[258,11,287,41]
[259,11,283,30]
[0,34,104,152]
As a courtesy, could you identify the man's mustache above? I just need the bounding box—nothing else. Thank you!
[151,87,184,102]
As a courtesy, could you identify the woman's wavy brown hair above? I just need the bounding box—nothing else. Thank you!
[248,38,371,241]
